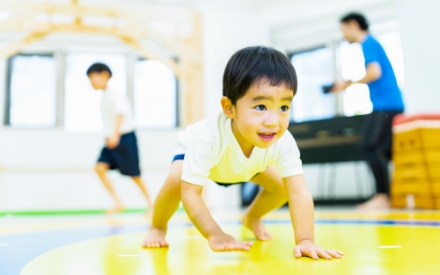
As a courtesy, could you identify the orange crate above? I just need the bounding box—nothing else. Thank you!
[419,128,440,148]
[393,148,440,164]
[435,197,440,209]
[393,129,422,151]
[393,127,440,152]
[391,183,432,196]
[391,196,406,208]
[432,180,440,195]
[391,196,435,209]
[427,163,440,177]
[394,163,429,179]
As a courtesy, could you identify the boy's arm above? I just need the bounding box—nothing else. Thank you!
[107,114,123,149]
[283,174,344,260]
[181,181,253,251]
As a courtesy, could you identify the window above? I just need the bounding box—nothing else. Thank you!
[290,47,335,122]
[338,41,373,116]
[64,53,127,132]
[133,59,177,129]
[6,54,56,128]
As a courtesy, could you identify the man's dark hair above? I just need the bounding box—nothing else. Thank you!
[340,12,369,31]
[223,46,297,105]
[86,63,112,77]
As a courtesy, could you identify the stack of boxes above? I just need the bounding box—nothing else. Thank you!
[391,114,440,209]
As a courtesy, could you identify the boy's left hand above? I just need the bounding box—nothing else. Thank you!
[106,134,120,149]
[294,240,344,260]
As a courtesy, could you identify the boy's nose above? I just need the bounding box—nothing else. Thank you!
[263,113,279,128]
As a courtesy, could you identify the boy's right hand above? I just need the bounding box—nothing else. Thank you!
[208,233,253,252]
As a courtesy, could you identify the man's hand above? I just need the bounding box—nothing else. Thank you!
[294,240,344,260]
[106,134,120,149]
[331,80,352,92]
[208,233,253,252]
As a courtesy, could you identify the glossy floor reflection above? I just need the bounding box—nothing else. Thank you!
[2,209,440,275]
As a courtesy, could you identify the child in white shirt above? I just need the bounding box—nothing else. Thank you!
[87,63,153,216]
[142,47,343,260]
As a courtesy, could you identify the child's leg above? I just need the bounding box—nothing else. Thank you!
[142,160,183,248]
[95,162,125,214]
[131,176,153,217]
[243,166,287,241]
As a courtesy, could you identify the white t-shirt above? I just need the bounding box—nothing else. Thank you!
[100,89,135,137]
[176,112,303,186]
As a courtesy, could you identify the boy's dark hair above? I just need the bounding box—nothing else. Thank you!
[86,63,112,77]
[340,12,369,31]
[223,46,297,105]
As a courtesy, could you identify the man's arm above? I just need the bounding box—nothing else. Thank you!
[181,181,253,251]
[106,114,123,149]
[331,62,382,92]
[284,174,343,260]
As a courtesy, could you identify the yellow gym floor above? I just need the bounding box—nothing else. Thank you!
[1,209,440,275]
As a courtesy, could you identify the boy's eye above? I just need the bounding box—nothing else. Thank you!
[254,105,266,111]
[280,105,289,112]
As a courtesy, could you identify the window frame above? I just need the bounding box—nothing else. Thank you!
[133,57,180,130]
[287,45,339,123]
[4,53,57,128]
[3,50,181,131]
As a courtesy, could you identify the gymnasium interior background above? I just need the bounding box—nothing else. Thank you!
[0,0,439,214]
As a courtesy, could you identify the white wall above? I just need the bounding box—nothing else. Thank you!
[0,129,177,211]
[399,0,440,114]
[201,3,270,117]
[200,2,271,209]
[262,0,398,52]
[0,3,272,212]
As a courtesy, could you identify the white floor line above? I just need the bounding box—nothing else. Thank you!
[168,236,202,240]
[379,245,402,249]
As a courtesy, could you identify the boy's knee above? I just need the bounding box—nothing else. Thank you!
[94,164,107,174]
[266,183,285,195]
[167,173,182,192]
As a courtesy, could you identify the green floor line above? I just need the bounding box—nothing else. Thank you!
[0,207,185,216]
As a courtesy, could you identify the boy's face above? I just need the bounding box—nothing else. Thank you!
[223,79,293,152]
[88,72,110,90]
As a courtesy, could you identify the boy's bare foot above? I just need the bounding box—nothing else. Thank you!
[142,228,169,248]
[105,204,125,215]
[208,233,253,252]
[356,194,390,210]
[242,214,272,241]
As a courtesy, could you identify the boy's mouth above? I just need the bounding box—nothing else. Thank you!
[258,132,276,142]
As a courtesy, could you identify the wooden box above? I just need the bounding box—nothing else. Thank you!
[393,126,440,152]
[393,148,440,165]
[391,196,435,209]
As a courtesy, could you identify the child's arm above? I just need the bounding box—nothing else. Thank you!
[283,174,344,260]
[107,114,123,148]
[181,181,253,251]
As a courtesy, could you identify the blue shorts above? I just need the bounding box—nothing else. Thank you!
[98,132,141,176]
[172,154,246,187]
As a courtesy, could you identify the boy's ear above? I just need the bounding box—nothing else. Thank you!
[221,96,235,119]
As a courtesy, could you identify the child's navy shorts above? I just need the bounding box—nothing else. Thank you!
[172,154,252,187]
[98,132,141,176]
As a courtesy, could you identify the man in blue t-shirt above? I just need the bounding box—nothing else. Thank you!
[331,13,404,209]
